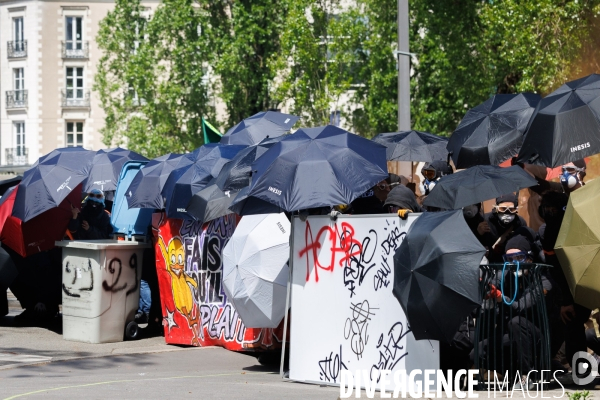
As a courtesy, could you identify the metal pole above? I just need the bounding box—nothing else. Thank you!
[397,0,410,131]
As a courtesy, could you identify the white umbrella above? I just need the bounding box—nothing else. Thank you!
[223,213,290,328]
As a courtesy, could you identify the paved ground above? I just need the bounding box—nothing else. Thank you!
[1,294,598,399]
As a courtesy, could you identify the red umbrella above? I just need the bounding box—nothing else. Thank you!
[0,184,83,257]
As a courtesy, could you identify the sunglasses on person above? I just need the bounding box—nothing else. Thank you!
[562,166,582,175]
[377,182,400,191]
[88,193,104,199]
[503,252,529,263]
[422,169,436,180]
[494,205,518,213]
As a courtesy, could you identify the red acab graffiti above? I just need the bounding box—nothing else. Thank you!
[299,220,362,283]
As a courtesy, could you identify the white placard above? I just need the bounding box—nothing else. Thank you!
[288,214,439,390]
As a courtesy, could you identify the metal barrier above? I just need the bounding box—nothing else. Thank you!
[474,263,552,389]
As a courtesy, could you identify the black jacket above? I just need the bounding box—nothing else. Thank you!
[68,206,112,240]
[480,212,528,263]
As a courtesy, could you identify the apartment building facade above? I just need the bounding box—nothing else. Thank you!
[0,0,158,172]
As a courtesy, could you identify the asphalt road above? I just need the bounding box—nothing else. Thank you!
[0,347,340,400]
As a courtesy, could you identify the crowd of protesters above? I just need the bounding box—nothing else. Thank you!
[348,158,599,386]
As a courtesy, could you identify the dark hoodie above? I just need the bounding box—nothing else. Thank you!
[383,185,422,212]
[68,201,112,240]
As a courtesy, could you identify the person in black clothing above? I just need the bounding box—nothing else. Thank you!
[383,185,422,214]
[419,160,453,196]
[68,189,112,240]
[478,194,528,263]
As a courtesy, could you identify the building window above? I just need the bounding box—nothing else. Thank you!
[14,68,24,92]
[6,68,27,108]
[6,122,28,166]
[63,16,87,58]
[66,122,84,147]
[66,16,83,50]
[66,67,84,99]
[13,17,25,52]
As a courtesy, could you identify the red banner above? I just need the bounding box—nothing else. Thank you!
[152,213,284,351]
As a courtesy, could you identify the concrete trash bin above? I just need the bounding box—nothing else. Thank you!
[56,240,149,343]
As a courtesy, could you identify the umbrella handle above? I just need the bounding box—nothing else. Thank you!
[500,261,519,306]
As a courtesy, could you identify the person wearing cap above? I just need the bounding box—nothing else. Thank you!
[383,185,422,217]
[478,193,528,263]
[68,189,113,240]
[419,160,453,196]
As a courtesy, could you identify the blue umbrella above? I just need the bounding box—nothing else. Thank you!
[214,136,284,191]
[162,144,247,219]
[125,153,191,209]
[228,186,284,216]
[13,147,94,222]
[372,130,448,162]
[220,111,299,146]
[246,125,388,212]
[84,147,148,196]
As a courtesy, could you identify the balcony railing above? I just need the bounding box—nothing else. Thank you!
[5,147,28,166]
[7,40,27,58]
[62,41,89,59]
[61,89,90,108]
[6,90,28,109]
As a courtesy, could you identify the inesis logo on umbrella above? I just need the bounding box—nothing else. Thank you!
[571,142,591,153]
[57,176,72,192]
[268,186,282,196]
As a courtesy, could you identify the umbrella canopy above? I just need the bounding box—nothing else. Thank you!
[423,165,537,210]
[0,184,83,257]
[186,183,238,223]
[555,178,600,310]
[214,136,284,191]
[222,213,290,328]
[372,130,448,162]
[229,186,285,217]
[518,74,600,167]
[13,147,93,222]
[246,125,388,212]
[162,144,246,219]
[0,176,22,196]
[84,147,147,195]
[393,210,485,343]
[448,93,541,168]
[220,111,299,146]
[125,153,190,209]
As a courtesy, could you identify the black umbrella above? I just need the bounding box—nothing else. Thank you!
[228,186,284,216]
[246,125,388,212]
[186,183,238,223]
[220,111,299,146]
[393,210,485,343]
[0,176,22,196]
[372,130,448,162]
[447,93,541,168]
[518,74,600,167]
[12,147,94,222]
[126,153,191,209]
[162,144,246,219]
[422,165,537,210]
[84,147,147,196]
[214,136,284,191]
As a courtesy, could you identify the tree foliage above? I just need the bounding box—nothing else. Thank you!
[95,0,600,153]
[95,0,213,158]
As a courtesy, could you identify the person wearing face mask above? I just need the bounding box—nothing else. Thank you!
[68,189,113,240]
[479,193,528,263]
[525,159,587,196]
[419,160,453,196]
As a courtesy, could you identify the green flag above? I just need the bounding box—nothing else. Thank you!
[202,118,223,144]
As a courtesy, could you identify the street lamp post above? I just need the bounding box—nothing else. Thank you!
[397,0,410,132]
